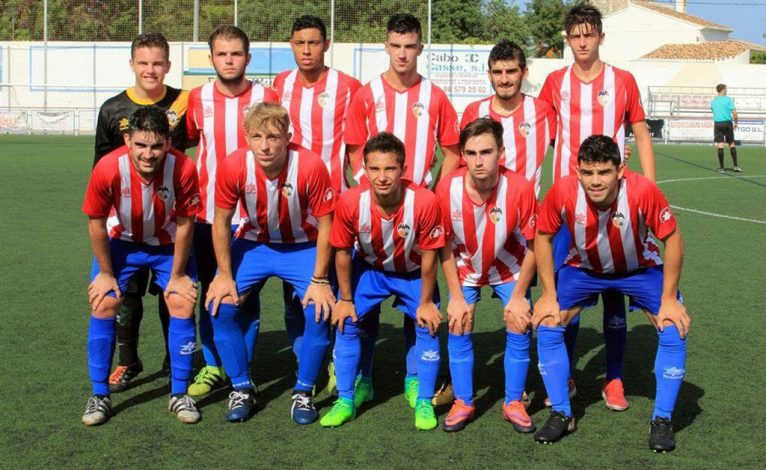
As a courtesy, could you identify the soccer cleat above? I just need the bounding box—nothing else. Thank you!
[543,378,577,407]
[503,400,536,433]
[169,395,201,424]
[432,376,455,406]
[291,392,318,425]
[649,417,676,453]
[404,376,419,409]
[188,365,227,397]
[82,395,113,426]
[108,360,144,393]
[442,400,475,432]
[718,168,725,174]
[353,376,374,409]
[324,361,338,396]
[320,398,356,427]
[534,411,576,444]
[734,166,743,172]
[601,378,630,411]
[226,389,256,423]
[415,399,438,430]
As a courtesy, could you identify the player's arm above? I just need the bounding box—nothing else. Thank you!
[505,239,536,332]
[440,244,471,335]
[434,144,461,183]
[631,121,656,183]
[656,228,690,338]
[332,247,357,334]
[93,107,114,167]
[531,230,559,329]
[164,215,197,304]
[87,216,121,311]
[732,108,738,129]
[303,213,336,323]
[416,248,442,335]
[347,144,364,184]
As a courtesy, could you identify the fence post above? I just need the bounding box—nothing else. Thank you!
[43,0,48,110]
[138,0,143,34]
[329,0,335,68]
[427,0,432,79]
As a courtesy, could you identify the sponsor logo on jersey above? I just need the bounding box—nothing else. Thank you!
[317,92,331,109]
[597,89,610,107]
[188,194,201,208]
[611,211,625,228]
[489,206,503,224]
[179,341,196,355]
[662,366,685,380]
[396,223,411,238]
[323,187,334,202]
[121,187,132,198]
[203,106,214,118]
[429,225,443,240]
[412,102,425,118]
[451,210,462,221]
[157,185,170,201]
[281,182,294,198]
[518,121,532,137]
[660,207,673,223]
[119,117,130,132]
[575,212,587,225]
[359,224,371,233]
[245,183,257,194]
[166,110,180,129]
[420,350,440,362]
[560,91,570,102]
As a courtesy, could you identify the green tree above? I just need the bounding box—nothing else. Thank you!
[481,0,530,48]
[525,0,571,57]
[431,0,483,43]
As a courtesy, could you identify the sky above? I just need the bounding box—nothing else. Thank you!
[684,0,766,45]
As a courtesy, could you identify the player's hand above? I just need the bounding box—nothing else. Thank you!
[504,295,532,333]
[88,272,121,311]
[531,295,562,329]
[624,144,632,165]
[447,297,472,335]
[303,282,336,323]
[206,274,239,317]
[164,274,198,304]
[416,302,443,336]
[331,300,358,334]
[656,298,691,338]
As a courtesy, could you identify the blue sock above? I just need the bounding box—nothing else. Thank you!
[563,314,580,378]
[295,304,330,392]
[168,317,196,395]
[448,333,473,405]
[603,291,627,380]
[504,330,531,404]
[653,325,686,420]
[358,308,380,377]
[404,315,417,377]
[198,300,221,367]
[88,316,116,396]
[415,326,440,400]
[537,325,571,417]
[283,286,305,360]
[334,321,361,401]
[241,294,261,364]
[211,303,251,390]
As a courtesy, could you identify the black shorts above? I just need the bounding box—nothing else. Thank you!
[714,121,735,144]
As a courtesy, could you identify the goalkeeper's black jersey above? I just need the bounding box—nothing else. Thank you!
[94,86,189,166]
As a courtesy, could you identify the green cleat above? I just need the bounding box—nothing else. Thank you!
[320,398,356,427]
[404,376,419,409]
[415,399,438,430]
[188,365,227,397]
[324,361,338,396]
[353,376,374,409]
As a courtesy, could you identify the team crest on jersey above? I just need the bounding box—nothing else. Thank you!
[575,212,587,225]
[281,182,294,198]
[489,207,503,224]
[528,214,537,229]
[119,117,130,132]
[245,183,257,194]
[359,224,371,233]
[189,194,201,208]
[121,187,132,198]
[518,121,532,137]
[429,225,444,240]
[203,106,214,118]
[412,102,425,118]
[323,187,334,202]
[166,110,180,129]
[157,185,170,201]
[451,210,463,222]
[597,90,610,107]
[611,211,625,228]
[396,223,411,238]
[660,207,673,223]
[317,92,331,109]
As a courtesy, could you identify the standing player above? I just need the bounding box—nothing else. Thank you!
[94,32,190,392]
[206,103,336,424]
[322,133,445,430]
[460,40,554,197]
[531,135,689,453]
[81,106,202,426]
[185,25,279,397]
[537,4,656,410]
[436,118,538,433]
[711,84,741,173]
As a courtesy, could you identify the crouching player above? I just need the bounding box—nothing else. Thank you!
[81,106,202,425]
[532,135,689,452]
[322,133,445,430]
[206,102,336,424]
[436,118,539,433]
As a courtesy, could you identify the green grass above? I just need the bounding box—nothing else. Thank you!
[0,136,764,468]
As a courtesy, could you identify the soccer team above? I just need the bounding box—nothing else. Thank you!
[81,5,691,453]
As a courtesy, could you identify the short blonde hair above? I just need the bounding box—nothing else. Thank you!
[243,102,290,135]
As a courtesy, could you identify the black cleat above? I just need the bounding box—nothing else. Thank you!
[649,417,676,453]
[108,360,144,393]
[534,411,575,444]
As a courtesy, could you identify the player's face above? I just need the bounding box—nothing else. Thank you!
[210,37,251,84]
[125,130,170,179]
[365,150,403,199]
[488,59,527,101]
[130,47,171,95]
[577,160,625,208]
[290,28,328,73]
[566,23,604,64]
[246,123,292,174]
[385,32,423,75]
[462,133,502,182]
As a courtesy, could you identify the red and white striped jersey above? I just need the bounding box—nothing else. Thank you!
[83,146,201,245]
[460,94,554,196]
[273,68,361,194]
[330,181,446,273]
[187,81,279,224]
[436,167,538,286]
[345,75,459,186]
[215,144,335,243]
[537,172,676,274]
[538,64,645,182]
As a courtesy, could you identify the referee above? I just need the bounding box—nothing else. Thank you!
[711,84,741,173]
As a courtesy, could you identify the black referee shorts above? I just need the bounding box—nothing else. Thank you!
[714,121,735,144]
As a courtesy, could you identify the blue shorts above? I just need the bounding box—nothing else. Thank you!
[557,266,682,315]
[552,226,571,272]
[351,258,440,319]
[460,282,530,307]
[229,238,316,299]
[89,238,198,297]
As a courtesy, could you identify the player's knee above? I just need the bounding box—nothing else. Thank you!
[165,294,195,319]
[91,296,121,319]
[504,318,526,334]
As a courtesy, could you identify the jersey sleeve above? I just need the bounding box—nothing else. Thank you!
[272,72,286,101]
[641,181,677,240]
[329,193,357,249]
[537,73,557,111]
[540,99,557,145]
[416,191,446,250]
[460,102,479,130]
[434,178,454,241]
[516,179,540,241]
[186,89,201,144]
[215,151,244,210]
[94,105,117,167]
[537,181,564,234]
[347,76,363,101]
[623,72,646,124]
[436,90,460,147]
[83,160,114,217]
[174,156,202,218]
[263,86,280,104]
[305,156,336,218]
[344,89,370,146]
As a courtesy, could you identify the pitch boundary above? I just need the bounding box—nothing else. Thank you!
[657,175,766,224]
